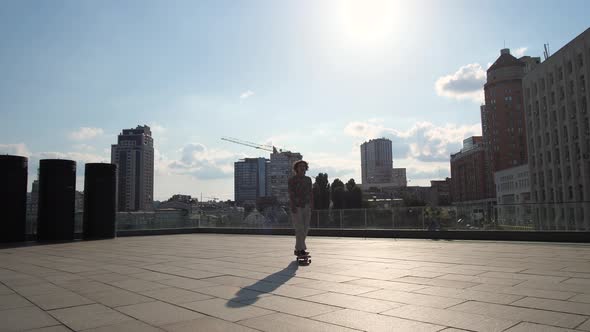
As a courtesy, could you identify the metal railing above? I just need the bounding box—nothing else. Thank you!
[23,202,590,235]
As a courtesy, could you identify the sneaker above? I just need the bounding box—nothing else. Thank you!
[300,250,309,256]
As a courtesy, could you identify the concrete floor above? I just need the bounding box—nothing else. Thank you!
[1,234,590,331]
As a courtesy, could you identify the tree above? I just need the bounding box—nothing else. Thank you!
[331,178,346,209]
[313,173,330,209]
[345,178,363,209]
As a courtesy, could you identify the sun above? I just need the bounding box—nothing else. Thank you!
[335,0,398,48]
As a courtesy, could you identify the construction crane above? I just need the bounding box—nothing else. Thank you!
[221,137,283,153]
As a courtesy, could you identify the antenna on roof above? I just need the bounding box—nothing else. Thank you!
[543,43,551,60]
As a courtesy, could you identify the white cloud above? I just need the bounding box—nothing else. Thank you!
[435,63,486,103]
[344,120,481,163]
[68,127,104,140]
[240,90,255,99]
[513,47,528,57]
[149,123,166,135]
[166,143,245,180]
[0,143,32,157]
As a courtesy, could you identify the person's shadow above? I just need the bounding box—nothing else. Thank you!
[226,261,299,308]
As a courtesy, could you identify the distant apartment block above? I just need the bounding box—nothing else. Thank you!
[523,28,590,230]
[234,157,270,205]
[391,168,407,187]
[361,138,393,184]
[450,136,488,202]
[430,178,451,206]
[27,180,39,217]
[482,48,540,198]
[111,125,154,211]
[269,151,302,205]
[495,164,531,226]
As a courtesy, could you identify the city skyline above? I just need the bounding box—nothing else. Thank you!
[1,1,588,200]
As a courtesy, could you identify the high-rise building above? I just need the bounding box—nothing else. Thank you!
[361,138,393,184]
[270,151,302,204]
[111,125,154,211]
[523,28,590,230]
[234,157,270,205]
[450,136,488,202]
[482,48,540,198]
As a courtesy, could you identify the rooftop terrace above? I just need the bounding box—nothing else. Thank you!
[1,234,590,331]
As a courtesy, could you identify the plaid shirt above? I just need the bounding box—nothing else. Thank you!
[288,175,312,208]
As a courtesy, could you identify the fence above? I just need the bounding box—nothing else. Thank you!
[23,202,590,235]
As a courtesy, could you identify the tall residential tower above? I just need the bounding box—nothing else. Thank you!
[111,125,154,211]
[361,138,393,184]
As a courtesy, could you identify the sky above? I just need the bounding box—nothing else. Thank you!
[1,0,588,201]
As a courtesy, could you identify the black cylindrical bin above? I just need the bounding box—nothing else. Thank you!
[37,159,76,241]
[0,155,28,242]
[83,163,117,239]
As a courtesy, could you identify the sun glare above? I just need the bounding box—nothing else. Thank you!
[336,0,398,47]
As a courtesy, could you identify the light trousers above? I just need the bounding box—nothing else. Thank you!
[292,205,311,251]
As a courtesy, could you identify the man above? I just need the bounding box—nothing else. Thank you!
[288,160,313,257]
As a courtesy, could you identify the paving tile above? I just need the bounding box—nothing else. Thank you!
[577,319,590,331]
[237,294,340,317]
[0,306,59,332]
[129,271,177,281]
[314,308,444,332]
[477,272,568,283]
[198,276,258,287]
[563,278,590,286]
[192,285,266,301]
[437,274,522,286]
[503,322,579,332]
[393,276,480,289]
[180,298,274,322]
[382,304,517,332]
[0,293,34,310]
[59,280,118,294]
[170,269,221,280]
[26,290,94,310]
[468,283,577,300]
[302,292,404,313]
[449,301,587,329]
[13,283,66,296]
[0,283,14,295]
[295,271,360,283]
[511,297,590,315]
[48,303,133,330]
[240,312,360,331]
[140,287,213,304]
[156,277,218,290]
[109,279,170,292]
[81,319,164,331]
[24,325,72,332]
[516,280,590,293]
[415,286,523,304]
[295,280,379,295]
[244,282,327,298]
[569,293,590,303]
[85,272,131,283]
[361,289,466,308]
[345,278,428,292]
[116,301,204,326]
[82,288,154,307]
[163,316,262,332]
